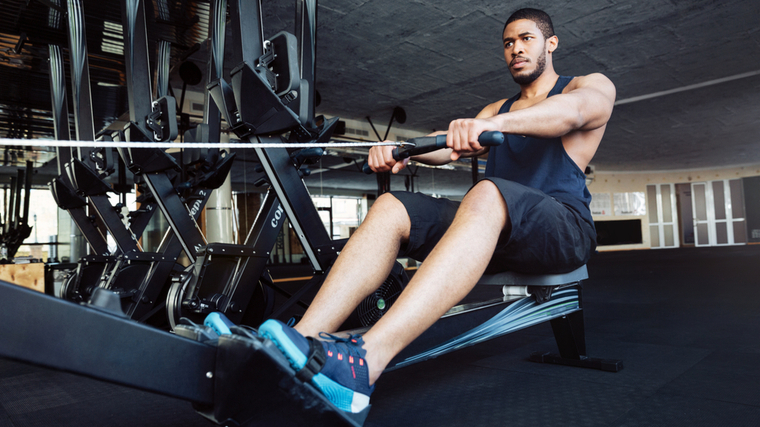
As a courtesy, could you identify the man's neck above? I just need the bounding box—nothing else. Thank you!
[518,69,560,100]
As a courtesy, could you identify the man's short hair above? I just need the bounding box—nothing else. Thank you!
[503,8,555,40]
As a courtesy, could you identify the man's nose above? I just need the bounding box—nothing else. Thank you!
[510,42,523,56]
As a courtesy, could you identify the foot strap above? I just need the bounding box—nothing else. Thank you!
[296,337,327,383]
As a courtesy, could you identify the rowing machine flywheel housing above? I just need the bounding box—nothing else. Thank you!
[341,261,408,329]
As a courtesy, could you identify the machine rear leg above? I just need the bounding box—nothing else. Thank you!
[550,309,587,359]
[530,290,623,372]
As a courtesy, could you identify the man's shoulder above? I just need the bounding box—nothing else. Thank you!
[477,98,512,118]
[564,73,615,91]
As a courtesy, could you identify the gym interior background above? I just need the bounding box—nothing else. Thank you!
[0,0,759,426]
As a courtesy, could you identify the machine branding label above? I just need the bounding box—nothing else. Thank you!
[271,204,284,228]
[190,190,207,217]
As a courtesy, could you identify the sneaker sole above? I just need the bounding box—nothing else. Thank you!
[259,320,370,413]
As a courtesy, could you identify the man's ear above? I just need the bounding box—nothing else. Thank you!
[547,35,558,54]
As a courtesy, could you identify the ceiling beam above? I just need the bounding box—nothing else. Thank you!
[615,69,760,106]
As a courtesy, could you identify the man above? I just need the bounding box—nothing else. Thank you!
[259,8,616,414]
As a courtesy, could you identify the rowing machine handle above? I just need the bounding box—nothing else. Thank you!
[394,130,504,161]
[363,131,504,174]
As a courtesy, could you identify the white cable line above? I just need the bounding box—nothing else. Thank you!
[0,138,411,149]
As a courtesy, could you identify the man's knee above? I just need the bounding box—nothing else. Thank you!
[459,181,509,230]
[463,181,507,213]
[371,192,407,216]
[365,193,411,238]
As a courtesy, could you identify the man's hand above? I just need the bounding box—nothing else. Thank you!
[368,144,410,174]
[447,118,500,161]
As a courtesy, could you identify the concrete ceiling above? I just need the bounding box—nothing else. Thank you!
[1,0,759,195]
[300,0,760,172]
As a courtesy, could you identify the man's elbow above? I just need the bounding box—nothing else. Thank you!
[578,97,614,131]
[572,109,587,131]
[575,76,616,130]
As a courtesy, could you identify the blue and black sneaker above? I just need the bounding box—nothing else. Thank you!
[204,312,236,336]
[259,319,374,413]
[202,312,258,339]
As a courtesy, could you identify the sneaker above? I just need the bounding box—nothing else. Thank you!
[204,312,235,336]
[259,319,374,413]
[202,312,258,339]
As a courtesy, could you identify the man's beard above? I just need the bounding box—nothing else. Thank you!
[512,50,546,85]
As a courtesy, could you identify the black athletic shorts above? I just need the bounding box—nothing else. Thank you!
[389,177,596,274]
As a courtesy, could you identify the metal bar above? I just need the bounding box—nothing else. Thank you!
[142,173,206,263]
[155,40,171,99]
[12,170,22,228]
[1,187,6,234]
[121,0,155,134]
[21,160,32,223]
[47,45,74,169]
[204,0,226,144]
[7,178,16,229]
[61,1,112,258]
[365,116,383,141]
[254,141,335,271]
[65,0,96,153]
[269,273,323,320]
[87,195,140,254]
[550,307,587,359]
[216,191,282,319]
[529,351,623,372]
[229,0,264,67]
[65,205,110,255]
[243,189,281,247]
[298,0,317,128]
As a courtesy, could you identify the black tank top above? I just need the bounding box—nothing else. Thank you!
[484,75,593,226]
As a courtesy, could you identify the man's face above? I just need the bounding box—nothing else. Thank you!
[502,19,549,85]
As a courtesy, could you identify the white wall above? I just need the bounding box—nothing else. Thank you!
[588,163,760,251]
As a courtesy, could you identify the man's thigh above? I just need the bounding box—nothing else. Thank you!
[388,180,596,274]
[483,178,596,274]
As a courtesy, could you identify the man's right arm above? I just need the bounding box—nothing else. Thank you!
[368,100,506,174]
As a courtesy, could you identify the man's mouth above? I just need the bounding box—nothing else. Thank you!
[511,57,528,69]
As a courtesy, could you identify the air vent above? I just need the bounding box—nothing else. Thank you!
[101,21,124,56]
[191,102,204,112]
[343,127,369,137]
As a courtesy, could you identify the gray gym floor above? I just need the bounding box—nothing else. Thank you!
[1,245,759,426]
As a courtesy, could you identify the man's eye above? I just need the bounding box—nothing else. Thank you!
[505,42,513,48]
[524,36,533,41]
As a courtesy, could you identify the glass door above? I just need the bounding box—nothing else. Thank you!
[690,179,746,247]
[646,183,679,248]
[691,182,710,246]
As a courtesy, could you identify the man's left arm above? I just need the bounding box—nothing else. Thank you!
[500,73,616,136]
[447,74,616,158]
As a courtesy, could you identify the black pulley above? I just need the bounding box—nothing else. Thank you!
[177,61,203,123]
[392,106,406,124]
[179,61,203,86]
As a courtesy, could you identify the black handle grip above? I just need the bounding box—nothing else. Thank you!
[393,131,504,160]
[477,130,505,147]
[364,131,504,174]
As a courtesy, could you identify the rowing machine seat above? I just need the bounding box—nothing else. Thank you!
[478,265,588,303]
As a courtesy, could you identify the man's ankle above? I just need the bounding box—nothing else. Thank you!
[292,324,309,337]
[293,322,323,339]
[360,339,385,386]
